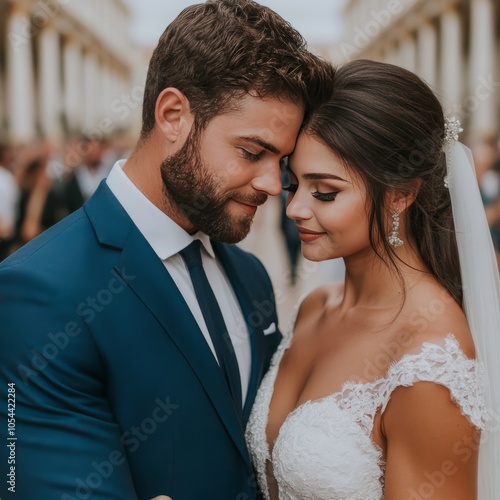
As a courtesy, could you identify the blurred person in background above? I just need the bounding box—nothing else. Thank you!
[472,137,500,261]
[13,142,61,248]
[483,158,500,256]
[0,144,19,261]
[56,135,113,217]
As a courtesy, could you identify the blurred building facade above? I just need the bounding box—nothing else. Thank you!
[339,0,499,140]
[0,0,139,145]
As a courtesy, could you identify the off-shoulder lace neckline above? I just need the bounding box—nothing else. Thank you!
[289,335,469,411]
[265,333,477,460]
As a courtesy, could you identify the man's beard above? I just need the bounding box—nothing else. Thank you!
[160,128,266,243]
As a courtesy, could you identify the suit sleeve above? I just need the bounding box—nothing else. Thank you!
[0,265,139,499]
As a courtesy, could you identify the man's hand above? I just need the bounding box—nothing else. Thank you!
[150,496,172,500]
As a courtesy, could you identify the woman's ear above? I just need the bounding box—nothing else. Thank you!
[388,179,422,213]
[154,88,194,143]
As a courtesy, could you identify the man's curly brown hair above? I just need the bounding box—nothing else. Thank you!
[140,0,334,139]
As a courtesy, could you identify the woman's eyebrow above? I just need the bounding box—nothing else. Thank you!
[302,173,349,183]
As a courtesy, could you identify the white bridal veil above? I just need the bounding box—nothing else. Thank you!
[444,119,500,499]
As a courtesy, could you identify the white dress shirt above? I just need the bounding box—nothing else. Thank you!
[106,160,251,404]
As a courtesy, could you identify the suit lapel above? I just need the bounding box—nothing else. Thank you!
[84,184,250,466]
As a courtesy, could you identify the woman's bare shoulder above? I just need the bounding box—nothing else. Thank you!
[298,282,343,316]
[399,285,475,359]
[293,282,344,330]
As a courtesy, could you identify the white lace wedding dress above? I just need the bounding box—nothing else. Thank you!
[246,323,488,500]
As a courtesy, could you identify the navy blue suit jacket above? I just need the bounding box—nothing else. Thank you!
[0,182,282,499]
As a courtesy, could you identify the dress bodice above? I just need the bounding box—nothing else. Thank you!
[245,321,488,500]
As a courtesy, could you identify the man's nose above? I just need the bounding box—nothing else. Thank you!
[251,163,282,197]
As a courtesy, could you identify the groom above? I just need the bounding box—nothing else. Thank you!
[0,1,333,499]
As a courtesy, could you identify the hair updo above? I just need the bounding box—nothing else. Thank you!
[303,59,461,305]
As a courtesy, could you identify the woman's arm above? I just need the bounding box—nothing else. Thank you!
[382,381,480,500]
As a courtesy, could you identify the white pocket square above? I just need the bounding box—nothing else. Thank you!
[263,322,277,335]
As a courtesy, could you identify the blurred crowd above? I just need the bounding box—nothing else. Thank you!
[472,137,500,266]
[0,137,130,261]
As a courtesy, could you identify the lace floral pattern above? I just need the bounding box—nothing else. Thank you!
[245,321,294,499]
[245,327,487,500]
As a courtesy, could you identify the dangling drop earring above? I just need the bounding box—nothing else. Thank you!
[388,211,403,247]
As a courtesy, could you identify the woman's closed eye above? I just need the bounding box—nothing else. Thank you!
[283,184,338,201]
[312,190,338,202]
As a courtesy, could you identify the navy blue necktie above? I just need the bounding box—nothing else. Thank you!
[180,240,243,413]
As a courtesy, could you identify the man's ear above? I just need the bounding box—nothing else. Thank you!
[388,179,422,213]
[155,88,194,143]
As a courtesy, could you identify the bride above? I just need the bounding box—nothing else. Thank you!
[246,59,500,499]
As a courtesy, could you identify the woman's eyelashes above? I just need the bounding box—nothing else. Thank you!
[312,190,338,202]
[282,182,339,202]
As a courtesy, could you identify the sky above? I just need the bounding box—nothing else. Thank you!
[125,0,346,48]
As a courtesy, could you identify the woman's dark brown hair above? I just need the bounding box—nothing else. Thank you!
[141,0,334,139]
[304,59,462,305]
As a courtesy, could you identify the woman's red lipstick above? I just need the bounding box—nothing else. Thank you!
[296,226,326,242]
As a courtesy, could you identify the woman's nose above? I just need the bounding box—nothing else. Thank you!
[286,191,312,221]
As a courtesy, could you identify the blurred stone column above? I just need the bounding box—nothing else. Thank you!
[83,50,99,131]
[440,5,464,113]
[39,23,62,141]
[417,19,437,87]
[384,43,399,66]
[469,0,497,137]
[94,58,104,127]
[63,37,83,134]
[6,4,36,143]
[399,33,417,73]
[101,62,112,127]
[118,72,131,129]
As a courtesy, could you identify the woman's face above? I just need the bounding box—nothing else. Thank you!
[286,133,372,262]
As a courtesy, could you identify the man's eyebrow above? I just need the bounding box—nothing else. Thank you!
[240,136,280,155]
[303,173,349,183]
